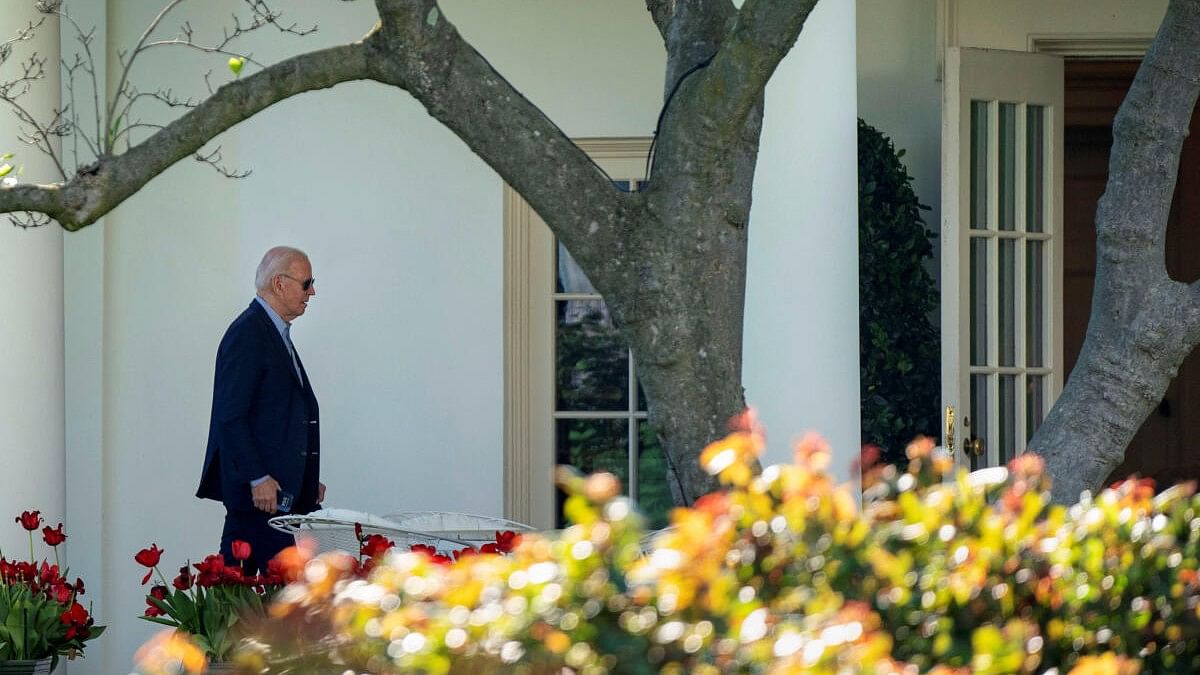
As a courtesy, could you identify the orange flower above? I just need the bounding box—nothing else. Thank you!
[1068,653,1141,675]
[700,432,761,485]
[134,630,207,675]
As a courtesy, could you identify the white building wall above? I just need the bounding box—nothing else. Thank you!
[0,7,64,568]
[744,0,861,476]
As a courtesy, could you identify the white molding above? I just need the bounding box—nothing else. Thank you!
[502,187,534,524]
[502,137,651,528]
[1028,34,1153,58]
[935,0,959,82]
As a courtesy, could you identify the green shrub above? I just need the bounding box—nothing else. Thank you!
[858,119,940,464]
[185,421,1200,674]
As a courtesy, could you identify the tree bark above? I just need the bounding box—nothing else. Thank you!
[1032,0,1200,503]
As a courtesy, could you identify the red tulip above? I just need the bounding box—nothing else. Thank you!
[16,510,41,531]
[135,544,163,585]
[149,584,168,601]
[194,554,225,587]
[354,522,363,541]
[143,601,165,618]
[42,523,66,546]
[222,566,245,584]
[172,566,193,591]
[134,544,163,567]
[494,530,522,553]
[409,543,452,566]
[264,558,285,585]
[60,601,88,627]
[231,540,252,561]
[359,534,394,559]
[73,577,85,595]
[52,582,72,603]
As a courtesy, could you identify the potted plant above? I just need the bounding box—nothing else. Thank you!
[134,541,285,668]
[0,510,103,674]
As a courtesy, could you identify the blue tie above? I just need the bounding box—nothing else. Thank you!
[283,325,303,383]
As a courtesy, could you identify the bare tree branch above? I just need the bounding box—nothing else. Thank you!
[8,210,51,228]
[369,0,641,276]
[0,18,46,66]
[105,0,188,141]
[54,8,104,155]
[193,144,250,179]
[0,39,371,229]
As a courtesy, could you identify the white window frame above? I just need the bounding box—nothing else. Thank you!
[503,137,652,529]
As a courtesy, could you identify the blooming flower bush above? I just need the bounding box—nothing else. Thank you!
[0,510,102,668]
[146,414,1200,673]
[135,541,286,662]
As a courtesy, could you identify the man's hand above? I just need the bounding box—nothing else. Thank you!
[252,476,281,513]
[317,482,326,503]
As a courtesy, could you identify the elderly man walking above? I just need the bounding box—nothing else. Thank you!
[197,246,326,573]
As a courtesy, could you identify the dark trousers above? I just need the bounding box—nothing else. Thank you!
[220,509,297,575]
[220,454,319,574]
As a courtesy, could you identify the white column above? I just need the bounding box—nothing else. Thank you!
[743,0,861,480]
[60,0,108,672]
[0,5,64,555]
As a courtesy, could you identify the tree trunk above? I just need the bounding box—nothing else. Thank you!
[1033,0,1200,502]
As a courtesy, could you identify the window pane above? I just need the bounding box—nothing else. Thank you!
[637,421,671,530]
[556,242,598,294]
[970,374,989,471]
[1027,240,1045,367]
[556,300,629,410]
[970,101,990,230]
[1026,375,1045,444]
[970,238,989,366]
[999,239,1016,367]
[998,102,1017,231]
[1026,105,1046,233]
[555,418,628,528]
[1000,374,1016,464]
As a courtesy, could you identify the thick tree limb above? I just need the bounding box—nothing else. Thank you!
[0,40,370,229]
[1035,0,1200,503]
[680,0,818,141]
[643,0,735,92]
[368,0,639,279]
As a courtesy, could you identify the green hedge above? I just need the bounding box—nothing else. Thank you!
[212,426,1196,674]
[858,119,940,464]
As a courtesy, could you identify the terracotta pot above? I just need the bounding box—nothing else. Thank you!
[0,658,53,675]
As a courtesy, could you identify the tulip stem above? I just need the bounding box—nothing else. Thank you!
[27,531,33,562]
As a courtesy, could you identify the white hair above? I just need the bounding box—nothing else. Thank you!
[254,246,308,291]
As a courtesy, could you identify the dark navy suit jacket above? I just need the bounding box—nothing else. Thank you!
[197,300,320,513]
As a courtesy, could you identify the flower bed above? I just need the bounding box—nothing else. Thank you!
[0,511,102,670]
[135,542,285,662]
[141,415,1200,673]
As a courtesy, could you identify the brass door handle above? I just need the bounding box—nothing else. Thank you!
[944,406,956,454]
[966,436,984,457]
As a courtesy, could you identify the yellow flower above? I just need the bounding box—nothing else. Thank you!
[133,630,207,675]
[1068,653,1141,675]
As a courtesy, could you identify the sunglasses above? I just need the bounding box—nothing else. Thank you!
[279,273,315,291]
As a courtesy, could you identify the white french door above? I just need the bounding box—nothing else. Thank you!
[941,47,1064,469]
